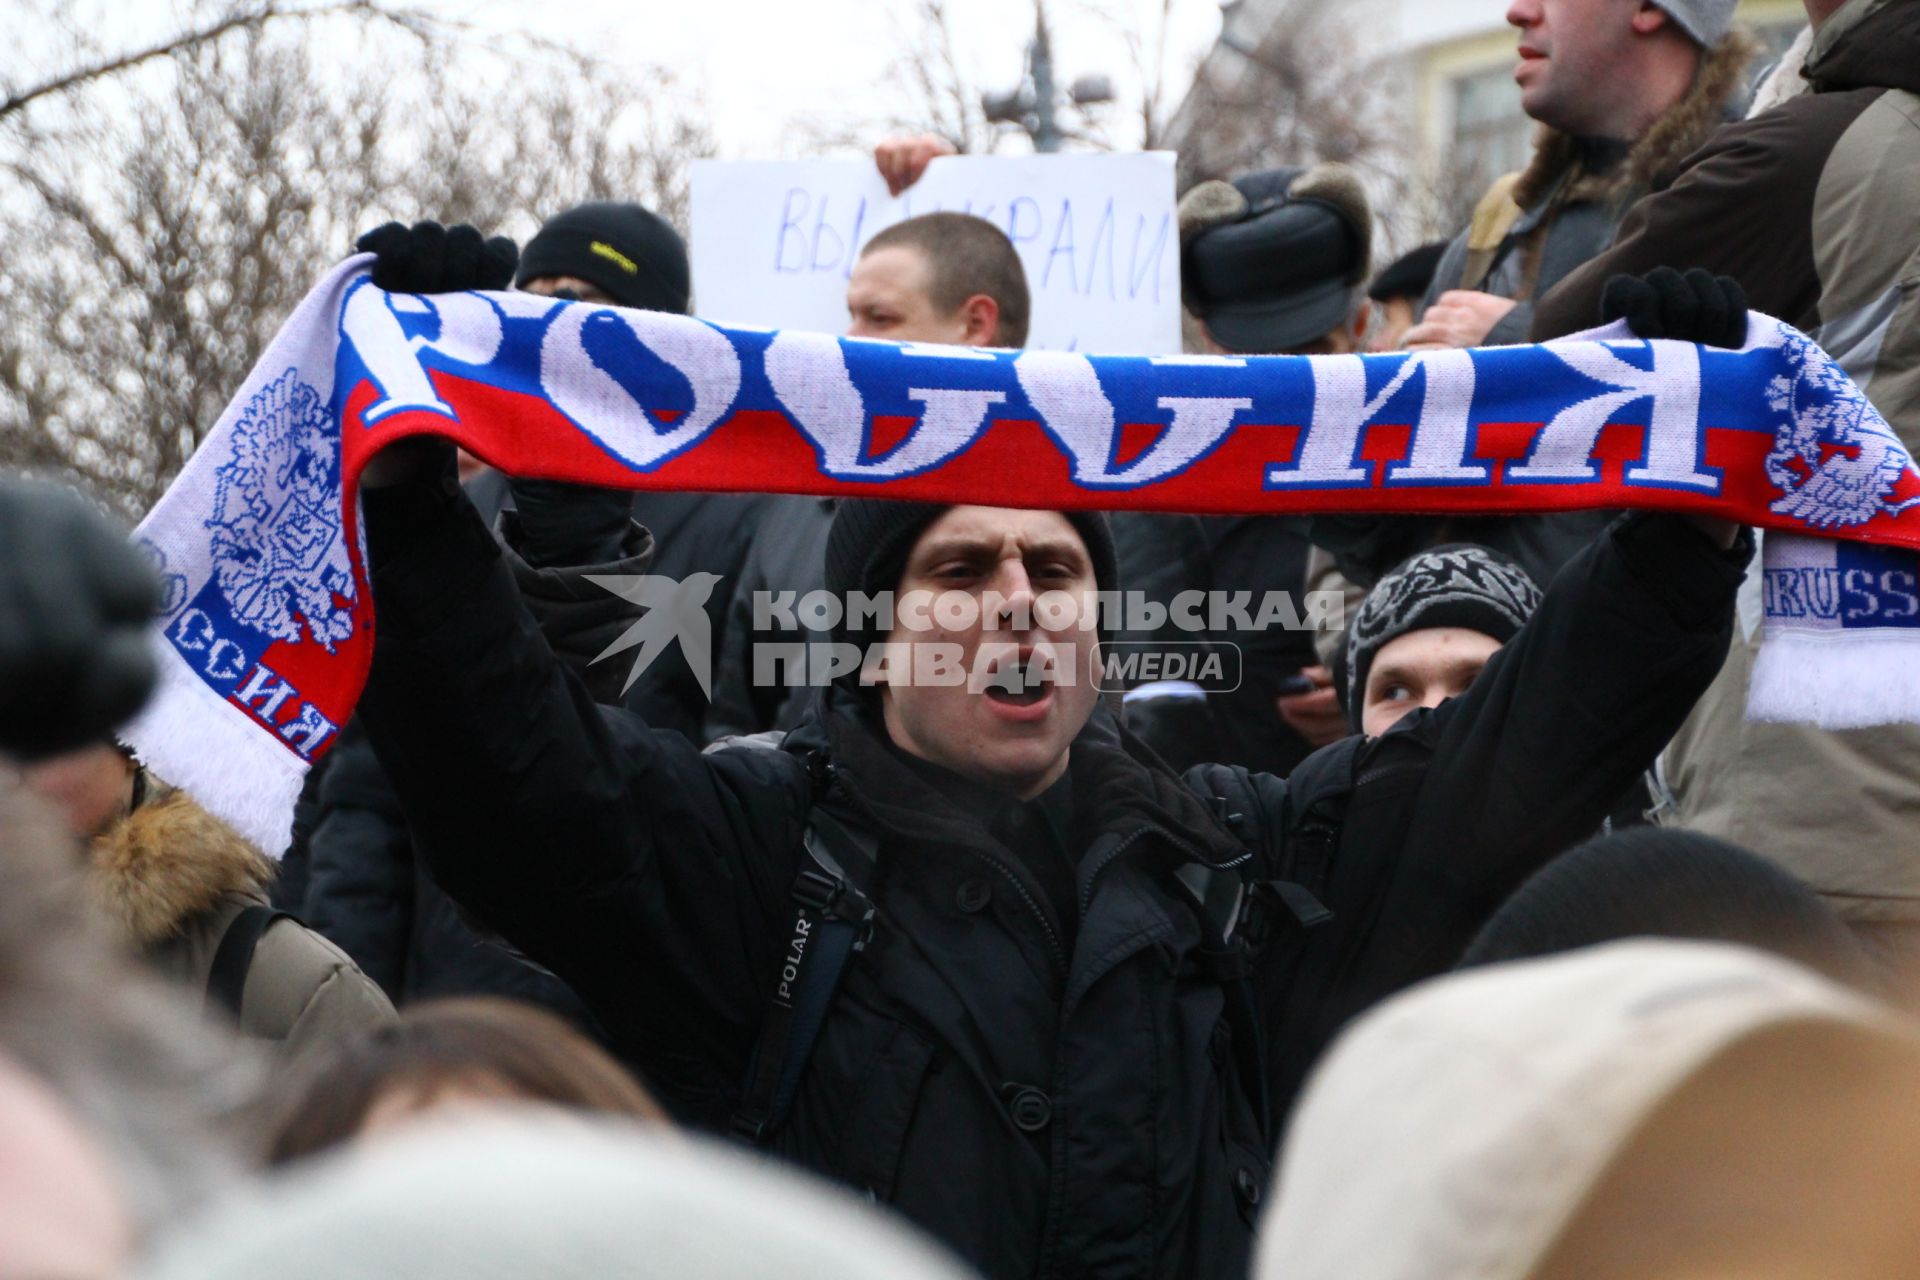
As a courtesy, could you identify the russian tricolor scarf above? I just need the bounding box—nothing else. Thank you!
[124,258,1920,854]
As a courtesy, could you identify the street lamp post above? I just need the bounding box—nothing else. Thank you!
[1030,0,1061,153]
[982,0,1114,153]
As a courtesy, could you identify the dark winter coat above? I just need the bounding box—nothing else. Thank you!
[1427,28,1755,345]
[1533,0,1920,922]
[356,474,1745,1280]
[1114,513,1322,776]
[1531,0,1918,378]
[705,495,837,742]
[467,471,770,737]
[300,720,598,1023]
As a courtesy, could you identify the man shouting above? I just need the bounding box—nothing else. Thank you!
[353,228,1749,1280]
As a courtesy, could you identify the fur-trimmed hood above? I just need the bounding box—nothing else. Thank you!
[1513,29,1758,210]
[87,782,274,946]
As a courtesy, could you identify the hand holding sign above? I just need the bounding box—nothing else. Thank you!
[873,135,957,197]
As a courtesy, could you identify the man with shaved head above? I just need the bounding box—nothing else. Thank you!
[846,211,1031,348]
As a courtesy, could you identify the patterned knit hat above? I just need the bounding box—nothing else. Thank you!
[1345,544,1542,729]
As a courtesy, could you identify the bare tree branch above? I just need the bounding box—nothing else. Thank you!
[1,6,714,516]
[0,0,449,121]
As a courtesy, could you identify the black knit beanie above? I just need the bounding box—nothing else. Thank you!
[515,202,690,314]
[1345,543,1541,729]
[1459,827,1870,988]
[823,500,1119,652]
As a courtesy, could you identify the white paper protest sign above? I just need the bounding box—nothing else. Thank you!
[690,153,1179,355]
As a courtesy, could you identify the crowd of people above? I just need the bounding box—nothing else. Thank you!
[0,0,1916,1273]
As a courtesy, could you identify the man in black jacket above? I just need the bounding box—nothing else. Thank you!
[355,241,1749,1279]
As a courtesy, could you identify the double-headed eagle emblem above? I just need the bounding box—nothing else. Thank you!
[1765,330,1920,530]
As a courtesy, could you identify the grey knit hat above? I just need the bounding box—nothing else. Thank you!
[1650,0,1738,45]
[142,1118,974,1280]
[1345,544,1542,730]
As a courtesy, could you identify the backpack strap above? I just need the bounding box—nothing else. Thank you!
[205,905,286,1020]
[1184,744,1364,912]
[1175,745,1374,1140]
[1172,854,1280,1135]
[732,805,878,1143]
[1276,740,1363,899]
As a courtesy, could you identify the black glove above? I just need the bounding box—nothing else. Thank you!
[354,220,519,295]
[350,221,516,489]
[0,479,159,760]
[1601,266,1747,348]
[507,479,637,569]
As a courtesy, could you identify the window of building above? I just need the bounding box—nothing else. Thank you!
[1445,65,1533,223]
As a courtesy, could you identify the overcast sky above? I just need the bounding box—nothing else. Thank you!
[230,0,1217,157]
[15,2,1226,156]
[432,0,1226,156]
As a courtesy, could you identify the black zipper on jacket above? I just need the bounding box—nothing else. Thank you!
[960,844,1069,977]
[1355,758,1427,789]
[1076,824,1155,920]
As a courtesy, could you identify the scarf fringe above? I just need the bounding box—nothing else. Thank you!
[1747,629,1920,729]
[119,635,304,858]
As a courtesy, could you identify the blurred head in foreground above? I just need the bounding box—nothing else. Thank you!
[0,1049,132,1279]
[1257,940,1920,1280]
[1461,825,1872,987]
[144,1117,973,1280]
[0,776,253,1274]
